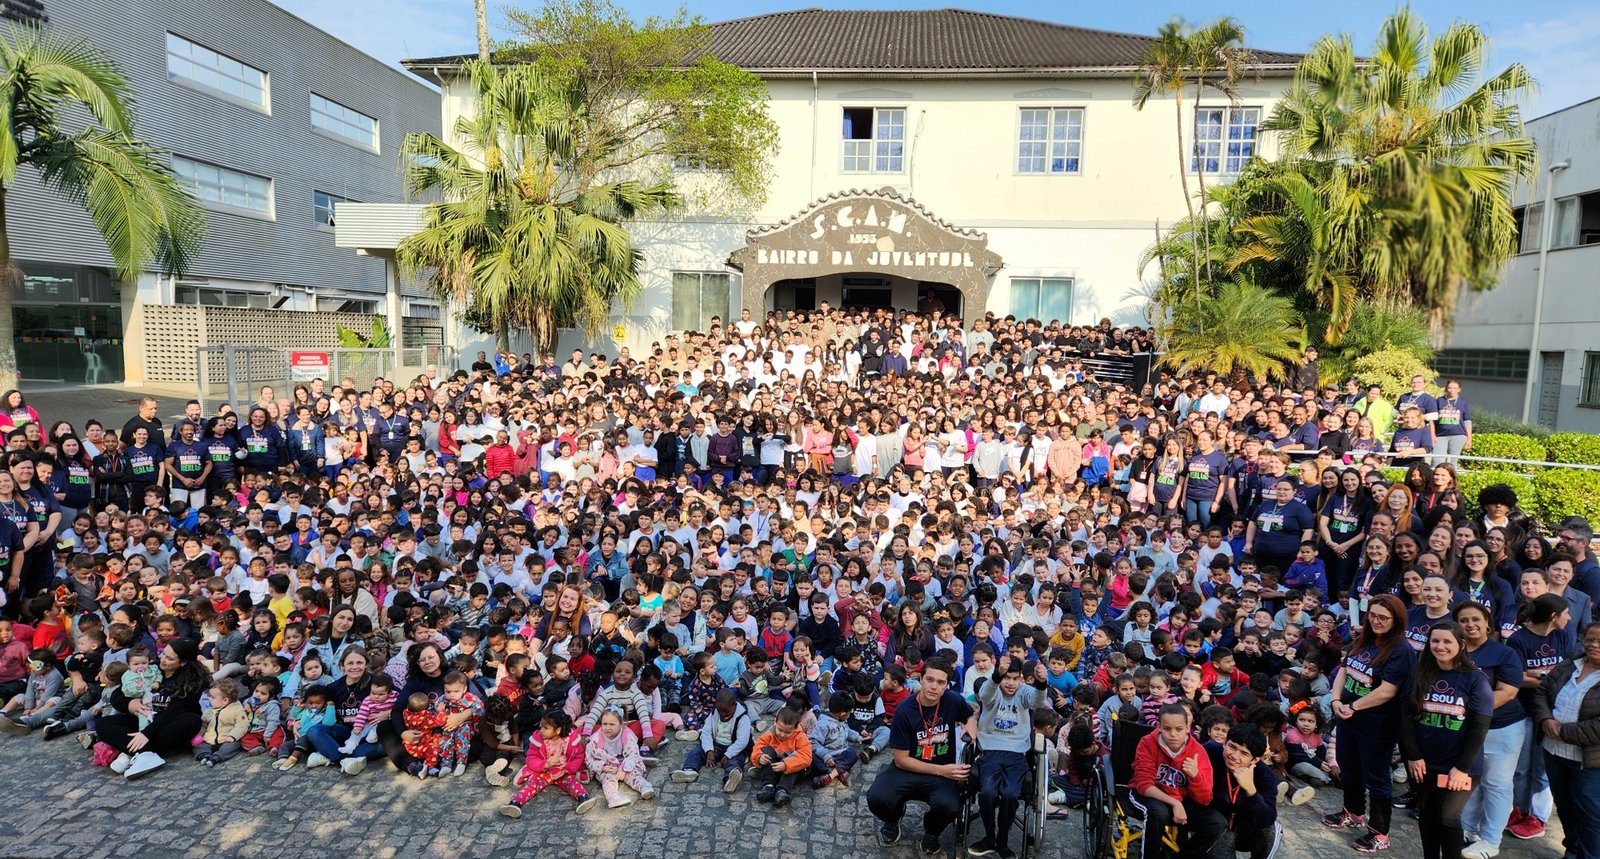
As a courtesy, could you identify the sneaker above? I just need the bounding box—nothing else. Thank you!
[676,729,700,743]
[78,731,96,750]
[996,845,1016,859]
[499,802,523,819]
[607,794,634,809]
[812,773,834,789]
[407,762,426,779]
[877,823,901,847]
[0,715,29,735]
[1277,781,1290,802]
[723,768,742,792]
[305,752,332,769]
[756,783,777,803]
[202,757,216,767]
[1505,809,1529,831]
[486,769,510,787]
[1461,841,1500,859]
[124,751,165,779]
[837,770,849,788]
[1395,791,1418,809]
[640,786,657,800]
[575,795,599,814]
[1391,765,1409,784]
[1352,833,1391,853]
[109,753,133,774]
[671,769,699,783]
[642,756,660,768]
[967,837,999,856]
[426,767,441,778]
[1507,818,1545,840]
[921,834,942,855]
[41,721,69,741]
[1291,786,1316,806]
[773,788,791,808]
[859,746,873,764]
[340,756,367,776]
[1322,810,1366,829]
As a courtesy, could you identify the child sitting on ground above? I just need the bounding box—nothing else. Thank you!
[1282,701,1330,804]
[671,688,751,792]
[499,711,598,817]
[750,705,812,809]
[195,677,248,766]
[339,673,397,755]
[679,651,726,740]
[586,707,657,808]
[809,692,859,788]
[480,694,522,786]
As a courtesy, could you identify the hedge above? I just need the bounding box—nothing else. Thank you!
[1531,469,1600,525]
[1466,433,1548,466]
[1543,433,1600,467]
[1457,470,1537,510]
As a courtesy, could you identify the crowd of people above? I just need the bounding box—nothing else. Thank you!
[0,302,1597,859]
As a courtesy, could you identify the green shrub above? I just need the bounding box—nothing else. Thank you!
[1466,433,1547,466]
[1531,469,1600,525]
[1472,411,1553,440]
[1543,433,1600,467]
[1379,467,1407,485]
[1456,470,1536,512]
[1351,349,1439,401]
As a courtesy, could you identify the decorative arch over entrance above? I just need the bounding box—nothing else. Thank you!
[728,187,1003,326]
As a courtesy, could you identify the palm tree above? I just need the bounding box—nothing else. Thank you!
[0,24,204,382]
[1184,18,1253,281]
[1133,19,1199,279]
[1228,172,1356,342]
[1261,9,1536,338]
[1162,280,1303,382]
[396,60,677,354]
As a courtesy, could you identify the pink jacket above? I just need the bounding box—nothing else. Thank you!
[523,730,585,778]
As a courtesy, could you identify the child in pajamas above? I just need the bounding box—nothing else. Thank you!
[498,711,598,817]
[586,707,657,808]
[435,671,484,776]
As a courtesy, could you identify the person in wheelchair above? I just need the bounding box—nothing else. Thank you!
[1203,723,1282,859]
[968,655,1047,859]
[1130,703,1226,859]
[866,658,977,854]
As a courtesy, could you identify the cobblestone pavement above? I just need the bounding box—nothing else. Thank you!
[0,732,1570,859]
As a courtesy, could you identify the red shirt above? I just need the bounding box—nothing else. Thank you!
[1131,731,1213,805]
[880,685,911,721]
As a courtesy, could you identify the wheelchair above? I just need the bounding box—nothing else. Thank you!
[950,731,1051,859]
[1081,712,1180,859]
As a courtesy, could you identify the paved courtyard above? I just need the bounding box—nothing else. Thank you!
[0,730,1568,859]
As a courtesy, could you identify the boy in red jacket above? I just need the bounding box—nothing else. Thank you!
[1131,703,1227,859]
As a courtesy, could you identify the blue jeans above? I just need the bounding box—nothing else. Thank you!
[1543,750,1600,859]
[684,744,740,774]
[978,749,1029,841]
[1462,720,1525,848]
[1514,718,1554,821]
[1184,498,1213,529]
[302,722,382,762]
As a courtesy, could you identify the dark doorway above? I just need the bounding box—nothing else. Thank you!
[841,287,894,309]
[917,282,963,317]
[772,278,816,311]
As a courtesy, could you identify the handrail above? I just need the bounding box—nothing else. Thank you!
[1363,452,1600,473]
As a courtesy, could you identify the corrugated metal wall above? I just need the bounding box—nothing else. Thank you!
[4,0,441,294]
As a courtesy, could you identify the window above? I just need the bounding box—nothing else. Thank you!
[1009,277,1073,324]
[841,107,905,173]
[310,94,378,150]
[1520,203,1544,254]
[313,191,352,228]
[174,284,269,308]
[172,156,272,216]
[1017,107,1083,174]
[166,33,268,108]
[1193,106,1260,174]
[1434,348,1530,382]
[1584,352,1600,407]
[1552,193,1600,249]
[671,272,730,332]
[315,297,379,314]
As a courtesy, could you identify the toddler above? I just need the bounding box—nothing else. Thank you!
[499,711,598,817]
[239,677,284,756]
[750,706,812,808]
[402,691,445,778]
[119,646,161,730]
[195,677,248,766]
[1283,702,1330,805]
[340,674,398,755]
[586,708,656,808]
[670,688,750,792]
[272,685,335,769]
[436,670,485,776]
[809,693,859,788]
[679,651,726,737]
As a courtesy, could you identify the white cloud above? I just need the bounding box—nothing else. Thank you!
[1492,6,1600,116]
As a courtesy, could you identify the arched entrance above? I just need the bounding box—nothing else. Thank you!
[728,187,1002,325]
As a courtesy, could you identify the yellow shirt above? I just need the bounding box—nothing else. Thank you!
[268,594,295,626]
[1048,629,1087,671]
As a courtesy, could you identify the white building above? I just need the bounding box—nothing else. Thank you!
[1440,96,1600,432]
[344,9,1299,356]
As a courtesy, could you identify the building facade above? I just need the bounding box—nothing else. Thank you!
[7,0,440,384]
[1441,96,1600,432]
[363,9,1297,358]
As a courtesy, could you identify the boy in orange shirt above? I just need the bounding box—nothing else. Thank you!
[750,705,813,808]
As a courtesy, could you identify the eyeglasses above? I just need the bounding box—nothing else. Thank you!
[1368,613,1394,622]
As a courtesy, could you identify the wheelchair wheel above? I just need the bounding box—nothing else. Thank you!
[1082,769,1112,859]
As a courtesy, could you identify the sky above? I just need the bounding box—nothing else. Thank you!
[274,0,1600,117]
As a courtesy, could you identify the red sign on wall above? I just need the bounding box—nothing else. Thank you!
[290,351,330,382]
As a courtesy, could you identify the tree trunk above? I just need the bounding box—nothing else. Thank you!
[1192,80,1214,284]
[1172,89,1199,307]
[0,188,18,387]
[495,320,509,353]
[475,0,492,61]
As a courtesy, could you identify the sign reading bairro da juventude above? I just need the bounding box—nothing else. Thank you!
[728,187,1003,325]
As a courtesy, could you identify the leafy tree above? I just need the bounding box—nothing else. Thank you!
[1162,280,1303,382]
[0,23,204,382]
[1262,9,1536,338]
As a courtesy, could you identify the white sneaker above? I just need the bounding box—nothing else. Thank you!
[109,753,133,774]
[124,751,165,779]
[1392,765,1409,784]
[340,756,367,776]
[1276,781,1289,802]
[305,752,332,768]
[671,769,699,783]
[676,729,700,743]
[575,796,599,814]
[608,795,633,809]
[1047,790,1067,805]
[640,786,657,800]
[1291,786,1315,806]
[1462,841,1500,859]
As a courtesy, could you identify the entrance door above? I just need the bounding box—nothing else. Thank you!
[1538,351,1564,428]
[841,286,893,309]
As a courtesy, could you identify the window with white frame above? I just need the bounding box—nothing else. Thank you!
[1017,107,1083,174]
[166,33,268,108]
[174,283,270,308]
[1520,203,1544,254]
[841,107,905,173]
[1583,352,1600,407]
[671,272,731,332]
[1009,277,1073,324]
[310,94,378,150]
[313,191,352,228]
[1193,106,1260,174]
[172,156,272,216]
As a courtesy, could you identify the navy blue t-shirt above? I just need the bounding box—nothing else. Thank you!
[1507,625,1576,709]
[1183,451,1227,502]
[1339,641,1416,712]
[887,689,974,766]
[1406,605,1453,652]
[1466,640,1524,729]
[1405,666,1492,775]
[1252,499,1314,558]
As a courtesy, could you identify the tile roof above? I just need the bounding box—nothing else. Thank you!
[404,7,1302,74]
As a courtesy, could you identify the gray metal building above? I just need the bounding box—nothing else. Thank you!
[6,0,440,383]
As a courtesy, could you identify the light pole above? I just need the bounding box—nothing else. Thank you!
[1522,158,1572,424]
